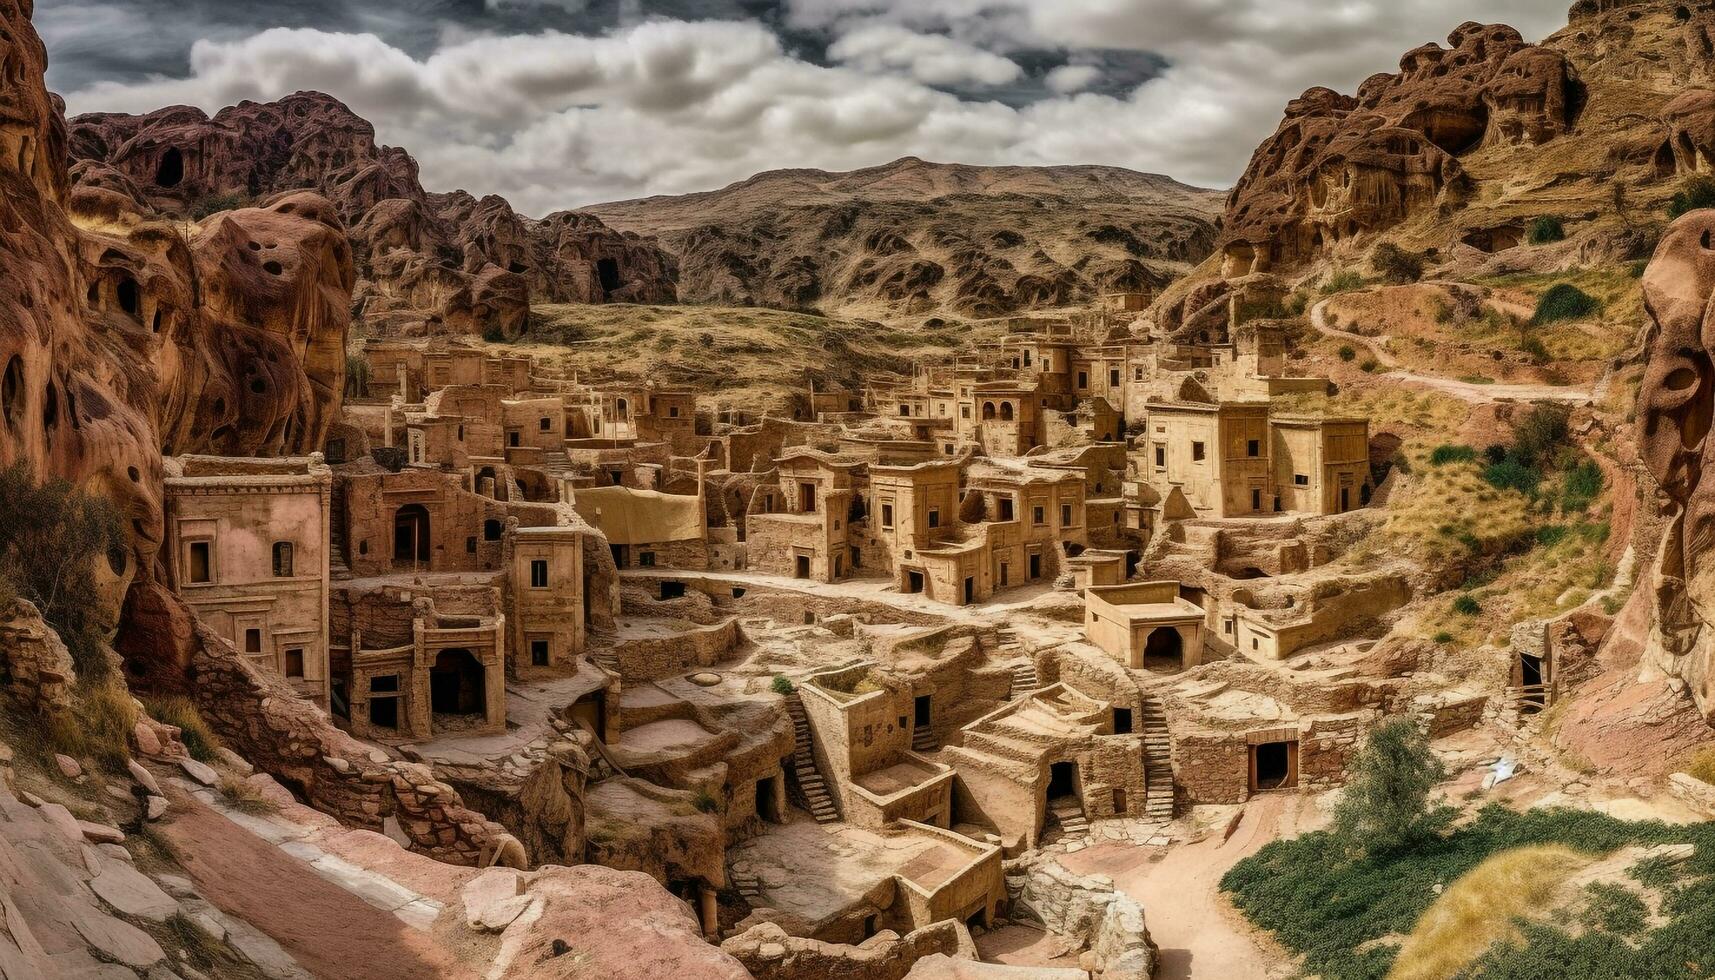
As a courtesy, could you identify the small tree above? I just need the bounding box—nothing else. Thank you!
[1527,216,1566,245]
[0,464,124,679]
[1371,242,1425,284]
[1333,718,1449,854]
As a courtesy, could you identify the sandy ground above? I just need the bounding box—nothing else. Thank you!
[1066,794,1306,980]
[1309,298,1596,404]
[975,923,1084,969]
[155,790,479,980]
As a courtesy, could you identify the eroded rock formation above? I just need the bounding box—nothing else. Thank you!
[1217,23,1582,275]
[68,92,676,339]
[1638,208,1715,725]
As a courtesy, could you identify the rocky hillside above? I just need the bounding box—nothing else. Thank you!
[1157,1,1715,333]
[585,157,1223,318]
[66,92,677,339]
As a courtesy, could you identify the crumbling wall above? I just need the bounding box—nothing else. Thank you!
[722,919,968,980]
[1012,858,1156,980]
[179,586,524,867]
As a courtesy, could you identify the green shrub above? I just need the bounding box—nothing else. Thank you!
[1532,284,1601,325]
[189,192,248,220]
[1578,880,1648,937]
[1453,594,1482,615]
[1536,525,1570,547]
[1520,336,1550,365]
[1514,404,1572,465]
[770,675,795,695]
[1321,271,1365,295]
[1528,215,1567,244]
[1432,631,1454,644]
[692,788,720,813]
[0,463,125,680]
[1667,174,1715,220]
[1371,242,1426,284]
[1338,345,1356,362]
[1482,456,1542,495]
[1332,718,1450,854]
[1562,460,1604,512]
[1360,359,1380,373]
[1429,444,1477,466]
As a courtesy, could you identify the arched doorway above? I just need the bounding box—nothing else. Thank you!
[429,649,485,715]
[393,503,431,566]
[1143,628,1183,671]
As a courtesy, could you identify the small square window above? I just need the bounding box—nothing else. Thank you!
[244,628,262,654]
[530,639,550,666]
[669,405,679,418]
[1246,439,1260,457]
[1192,441,1206,462]
[999,498,1014,521]
[284,648,304,678]
[1032,506,1045,526]
[639,552,656,567]
[530,559,549,588]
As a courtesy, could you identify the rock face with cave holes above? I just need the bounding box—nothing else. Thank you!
[65,91,677,339]
[1638,208,1715,725]
[1213,22,1581,277]
[0,1,351,628]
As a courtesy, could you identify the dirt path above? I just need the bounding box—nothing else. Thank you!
[1308,298,1594,405]
[155,790,478,980]
[1070,795,1301,979]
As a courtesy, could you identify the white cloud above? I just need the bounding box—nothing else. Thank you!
[827,24,1022,86]
[1044,64,1101,94]
[60,1,1580,213]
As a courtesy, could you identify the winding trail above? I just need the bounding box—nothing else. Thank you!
[1308,297,1598,404]
[1064,794,1306,979]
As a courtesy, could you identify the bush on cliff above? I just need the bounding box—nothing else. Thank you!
[0,463,125,679]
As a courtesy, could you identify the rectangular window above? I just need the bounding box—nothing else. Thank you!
[611,471,624,485]
[508,431,521,447]
[1134,368,1144,381]
[1061,504,1073,527]
[1251,488,1262,510]
[639,551,656,567]
[1109,369,1120,387]
[961,406,970,419]
[272,541,294,577]
[188,541,212,584]
[669,405,679,418]
[999,498,1014,521]
[928,508,940,529]
[1077,371,1088,388]
[284,648,304,678]
[1154,446,1166,467]
[1247,439,1260,457]
[531,639,550,666]
[1192,441,1206,461]
[539,417,551,430]
[244,628,262,654]
[881,504,894,529]
[530,559,549,588]
[801,482,817,513]
[371,674,400,693]
[1032,506,1045,526]
[1294,474,1310,486]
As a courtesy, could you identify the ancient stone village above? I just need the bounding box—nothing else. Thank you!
[6,0,1715,978]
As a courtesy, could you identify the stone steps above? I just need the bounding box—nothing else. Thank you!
[784,693,839,823]
[911,725,938,752]
[1048,800,1089,838]
[1138,695,1176,820]
[1008,661,1039,700]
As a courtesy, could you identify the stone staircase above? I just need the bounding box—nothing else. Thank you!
[1048,798,1089,840]
[589,651,620,675]
[727,864,764,901]
[1138,695,1176,821]
[783,693,839,823]
[1008,660,1040,700]
[328,485,351,580]
[542,449,573,475]
[912,724,939,753]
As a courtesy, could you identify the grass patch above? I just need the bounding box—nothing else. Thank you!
[1322,270,1366,295]
[143,696,222,763]
[1222,806,1715,980]
[1686,746,1715,786]
[770,674,795,695]
[1389,845,1590,980]
[47,677,137,770]
[1429,444,1477,466]
[218,774,276,815]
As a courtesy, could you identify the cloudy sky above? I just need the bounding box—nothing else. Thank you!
[42,0,1569,215]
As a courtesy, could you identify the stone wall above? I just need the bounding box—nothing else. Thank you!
[185,594,525,868]
[610,617,742,680]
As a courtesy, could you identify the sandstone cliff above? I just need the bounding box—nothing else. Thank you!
[67,92,677,339]
[586,156,1223,318]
